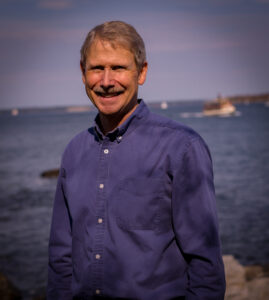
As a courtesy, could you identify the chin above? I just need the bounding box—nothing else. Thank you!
[95,99,127,115]
[97,104,122,116]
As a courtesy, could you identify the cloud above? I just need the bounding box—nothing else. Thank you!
[147,39,243,54]
[38,0,73,10]
[137,10,269,55]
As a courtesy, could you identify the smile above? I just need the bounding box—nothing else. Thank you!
[95,91,124,98]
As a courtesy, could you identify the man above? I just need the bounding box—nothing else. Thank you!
[48,21,225,299]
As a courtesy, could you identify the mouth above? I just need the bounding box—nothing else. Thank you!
[94,91,124,98]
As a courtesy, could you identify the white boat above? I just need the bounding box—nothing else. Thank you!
[203,97,236,116]
[11,109,19,116]
[160,101,168,110]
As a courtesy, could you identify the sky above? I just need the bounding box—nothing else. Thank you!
[0,0,269,109]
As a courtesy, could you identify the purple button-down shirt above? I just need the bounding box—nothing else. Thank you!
[47,100,225,300]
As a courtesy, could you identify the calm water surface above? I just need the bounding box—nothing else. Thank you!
[0,101,268,299]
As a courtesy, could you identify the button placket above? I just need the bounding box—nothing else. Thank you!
[92,139,112,295]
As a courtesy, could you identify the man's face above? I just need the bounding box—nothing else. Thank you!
[81,39,147,117]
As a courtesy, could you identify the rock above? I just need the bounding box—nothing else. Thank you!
[0,272,22,300]
[223,255,269,300]
[223,255,248,299]
[40,168,59,178]
[247,277,269,300]
[245,264,269,281]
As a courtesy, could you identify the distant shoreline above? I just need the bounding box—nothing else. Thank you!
[227,92,269,104]
[1,92,269,114]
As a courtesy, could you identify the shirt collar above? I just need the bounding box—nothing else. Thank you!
[94,99,149,142]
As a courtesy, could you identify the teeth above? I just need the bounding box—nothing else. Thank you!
[96,91,122,98]
[103,94,115,98]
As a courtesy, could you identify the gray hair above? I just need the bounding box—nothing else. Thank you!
[80,21,146,72]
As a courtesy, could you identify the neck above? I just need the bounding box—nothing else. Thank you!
[99,100,139,135]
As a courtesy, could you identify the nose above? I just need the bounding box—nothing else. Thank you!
[100,68,114,90]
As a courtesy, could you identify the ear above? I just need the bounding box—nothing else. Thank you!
[80,61,86,84]
[138,62,148,85]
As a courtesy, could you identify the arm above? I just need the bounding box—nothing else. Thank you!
[172,137,225,300]
[47,167,72,300]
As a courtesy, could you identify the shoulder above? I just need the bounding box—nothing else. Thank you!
[143,110,211,163]
[145,110,204,144]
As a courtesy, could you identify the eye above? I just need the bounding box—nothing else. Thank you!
[90,65,104,71]
[112,65,125,71]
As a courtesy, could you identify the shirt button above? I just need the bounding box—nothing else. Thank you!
[104,149,109,154]
[99,183,104,189]
[95,289,101,295]
[98,218,103,224]
[95,254,101,260]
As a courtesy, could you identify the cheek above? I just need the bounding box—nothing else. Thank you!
[85,73,100,88]
[115,73,138,87]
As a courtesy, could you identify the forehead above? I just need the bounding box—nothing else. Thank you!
[86,39,135,64]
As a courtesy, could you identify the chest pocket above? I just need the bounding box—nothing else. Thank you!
[114,178,163,231]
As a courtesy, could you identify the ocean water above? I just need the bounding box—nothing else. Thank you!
[0,101,268,299]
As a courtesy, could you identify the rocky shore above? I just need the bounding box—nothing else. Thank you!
[223,255,269,300]
[1,255,269,299]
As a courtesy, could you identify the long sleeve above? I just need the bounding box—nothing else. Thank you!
[172,137,226,299]
[47,167,73,300]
